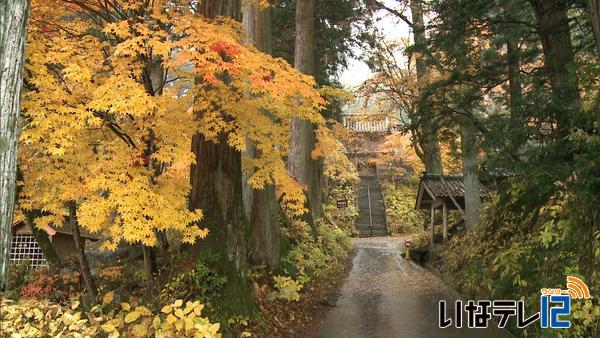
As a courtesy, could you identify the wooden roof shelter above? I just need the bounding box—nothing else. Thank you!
[415,173,490,242]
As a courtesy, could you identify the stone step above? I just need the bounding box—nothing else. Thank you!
[356,225,387,230]
[358,214,385,219]
[357,215,385,219]
[359,206,385,210]
[358,206,385,211]
[358,221,386,225]
[356,227,387,232]
[358,229,388,237]
[358,217,385,221]
[355,176,388,237]
[356,223,386,227]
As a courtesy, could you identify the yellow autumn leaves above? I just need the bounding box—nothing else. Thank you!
[0,295,220,337]
[17,0,334,248]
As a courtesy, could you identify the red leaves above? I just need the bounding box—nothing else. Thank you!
[131,155,150,168]
[209,40,241,58]
[19,273,57,299]
[203,73,219,86]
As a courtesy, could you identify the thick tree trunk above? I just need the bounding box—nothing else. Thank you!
[460,121,481,231]
[0,0,29,291]
[530,0,581,135]
[503,2,525,157]
[189,134,253,313]
[142,244,157,296]
[69,203,98,301]
[289,0,323,223]
[409,0,443,175]
[250,183,280,270]
[25,211,62,269]
[242,144,254,222]
[142,245,155,276]
[588,0,600,58]
[409,0,427,76]
[243,3,280,271]
[189,0,254,315]
[196,0,242,21]
[241,4,269,221]
[420,130,443,174]
[156,230,169,263]
[243,3,271,52]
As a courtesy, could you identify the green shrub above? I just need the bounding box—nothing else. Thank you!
[380,179,425,234]
[3,260,30,300]
[442,164,600,337]
[270,276,303,302]
[160,253,227,305]
[324,182,360,236]
[281,220,352,289]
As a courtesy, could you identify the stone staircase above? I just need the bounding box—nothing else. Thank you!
[356,176,387,237]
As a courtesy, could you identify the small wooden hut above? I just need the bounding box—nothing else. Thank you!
[415,173,490,242]
[11,220,98,268]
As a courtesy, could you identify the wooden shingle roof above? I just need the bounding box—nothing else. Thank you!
[12,220,99,241]
[415,173,490,210]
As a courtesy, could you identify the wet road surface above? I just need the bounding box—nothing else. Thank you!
[314,237,513,338]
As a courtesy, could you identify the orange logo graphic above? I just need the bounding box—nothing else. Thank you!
[564,276,590,299]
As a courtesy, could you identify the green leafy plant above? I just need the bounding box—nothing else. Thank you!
[270,276,303,302]
[380,179,425,234]
[4,260,30,300]
[160,253,227,305]
[324,182,360,236]
[442,165,600,337]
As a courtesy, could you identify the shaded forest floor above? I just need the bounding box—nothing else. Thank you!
[248,246,356,337]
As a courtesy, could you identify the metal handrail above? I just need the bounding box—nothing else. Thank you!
[367,184,373,236]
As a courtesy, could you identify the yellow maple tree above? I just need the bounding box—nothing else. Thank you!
[313,121,359,185]
[18,0,325,249]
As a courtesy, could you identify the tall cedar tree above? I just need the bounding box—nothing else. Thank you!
[530,0,581,137]
[242,2,280,271]
[409,0,443,174]
[0,0,29,291]
[289,0,323,231]
[189,0,255,315]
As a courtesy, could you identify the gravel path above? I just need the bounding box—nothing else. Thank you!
[314,237,513,338]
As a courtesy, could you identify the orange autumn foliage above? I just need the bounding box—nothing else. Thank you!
[19,0,325,249]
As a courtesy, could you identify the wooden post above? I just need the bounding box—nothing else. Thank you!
[443,201,448,241]
[430,203,435,244]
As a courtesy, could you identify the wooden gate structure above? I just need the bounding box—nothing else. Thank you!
[415,173,490,243]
